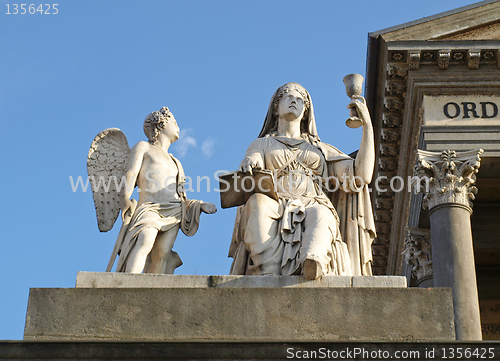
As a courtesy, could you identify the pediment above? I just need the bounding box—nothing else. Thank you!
[371,0,500,42]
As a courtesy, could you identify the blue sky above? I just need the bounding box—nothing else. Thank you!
[0,0,483,340]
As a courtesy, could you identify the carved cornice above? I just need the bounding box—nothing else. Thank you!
[414,149,483,211]
[402,227,432,283]
[388,47,500,70]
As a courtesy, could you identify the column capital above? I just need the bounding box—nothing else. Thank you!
[414,149,483,211]
[402,227,432,284]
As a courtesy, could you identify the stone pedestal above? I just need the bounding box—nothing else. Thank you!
[24,273,455,341]
[415,149,483,340]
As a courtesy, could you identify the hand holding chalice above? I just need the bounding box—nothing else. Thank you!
[343,74,365,129]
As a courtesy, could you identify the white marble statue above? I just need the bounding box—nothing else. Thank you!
[88,107,216,274]
[228,82,376,279]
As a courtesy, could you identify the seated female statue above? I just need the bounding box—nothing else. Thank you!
[228,82,376,279]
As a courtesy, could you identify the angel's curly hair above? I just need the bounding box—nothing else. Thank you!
[143,107,174,145]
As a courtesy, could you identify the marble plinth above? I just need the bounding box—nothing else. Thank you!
[24,274,454,341]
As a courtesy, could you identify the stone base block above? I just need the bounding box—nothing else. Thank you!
[24,286,455,341]
[75,272,407,288]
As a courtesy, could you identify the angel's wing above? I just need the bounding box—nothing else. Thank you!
[87,128,131,232]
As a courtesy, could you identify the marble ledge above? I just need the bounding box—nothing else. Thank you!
[76,271,407,288]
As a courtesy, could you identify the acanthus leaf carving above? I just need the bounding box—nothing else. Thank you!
[414,149,483,210]
[402,227,432,283]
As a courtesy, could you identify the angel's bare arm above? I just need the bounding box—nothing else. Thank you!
[121,141,148,218]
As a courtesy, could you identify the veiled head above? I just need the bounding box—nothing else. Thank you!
[259,82,318,140]
[272,83,310,118]
[143,107,178,145]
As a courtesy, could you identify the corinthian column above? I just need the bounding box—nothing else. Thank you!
[415,149,483,341]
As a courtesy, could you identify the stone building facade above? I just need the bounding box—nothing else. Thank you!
[365,0,500,340]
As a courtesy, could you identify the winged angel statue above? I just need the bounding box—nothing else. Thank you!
[87,107,216,274]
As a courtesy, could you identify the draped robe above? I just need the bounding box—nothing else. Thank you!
[228,135,375,276]
[116,155,202,273]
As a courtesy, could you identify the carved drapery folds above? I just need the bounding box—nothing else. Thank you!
[402,227,432,285]
[414,149,483,211]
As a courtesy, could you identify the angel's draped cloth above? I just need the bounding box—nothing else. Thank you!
[228,136,375,276]
[116,155,202,273]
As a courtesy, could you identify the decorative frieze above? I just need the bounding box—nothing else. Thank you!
[468,50,481,69]
[408,52,420,70]
[384,98,405,112]
[392,52,404,61]
[379,157,399,171]
[414,149,483,211]
[380,143,400,157]
[375,223,392,235]
[382,114,402,128]
[374,210,393,223]
[386,80,406,95]
[381,128,401,143]
[375,199,393,210]
[422,51,434,61]
[437,50,451,70]
[387,64,408,78]
[483,51,495,60]
[402,227,432,284]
